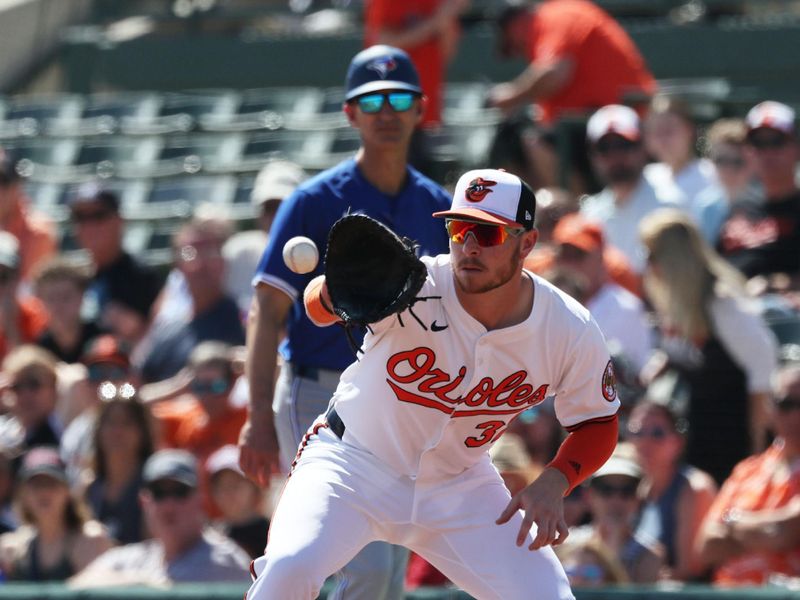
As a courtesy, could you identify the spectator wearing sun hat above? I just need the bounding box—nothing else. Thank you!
[558,443,664,584]
[580,104,685,273]
[223,160,307,316]
[206,444,269,559]
[717,100,800,280]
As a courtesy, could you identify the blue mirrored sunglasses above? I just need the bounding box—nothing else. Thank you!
[355,92,416,114]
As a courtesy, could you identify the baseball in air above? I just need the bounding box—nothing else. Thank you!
[283,236,319,274]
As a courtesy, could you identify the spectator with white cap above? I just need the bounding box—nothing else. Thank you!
[223,160,307,316]
[717,100,800,281]
[206,444,269,559]
[580,104,684,273]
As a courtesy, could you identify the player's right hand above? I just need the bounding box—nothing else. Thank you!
[238,414,281,488]
[496,467,569,550]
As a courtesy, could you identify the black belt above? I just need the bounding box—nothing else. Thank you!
[325,406,346,439]
[291,363,321,381]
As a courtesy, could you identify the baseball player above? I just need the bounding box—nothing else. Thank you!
[240,45,451,598]
[245,169,620,599]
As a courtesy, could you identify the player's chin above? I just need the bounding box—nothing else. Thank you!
[454,271,494,294]
[372,133,408,147]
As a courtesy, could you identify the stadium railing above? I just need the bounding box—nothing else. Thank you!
[0,583,797,600]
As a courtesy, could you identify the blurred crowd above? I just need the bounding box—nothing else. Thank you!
[0,152,289,586]
[0,0,797,593]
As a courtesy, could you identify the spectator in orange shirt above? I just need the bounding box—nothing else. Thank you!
[489,0,656,193]
[0,154,56,283]
[365,0,469,176]
[0,232,48,362]
[549,214,652,372]
[149,342,246,516]
[524,210,641,298]
[151,342,245,458]
[364,0,468,129]
[696,362,800,586]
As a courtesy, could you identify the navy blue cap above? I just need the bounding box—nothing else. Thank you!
[345,45,422,101]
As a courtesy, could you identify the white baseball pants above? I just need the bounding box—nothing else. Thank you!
[272,366,408,599]
[246,425,574,600]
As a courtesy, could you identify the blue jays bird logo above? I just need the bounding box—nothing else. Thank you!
[367,57,398,79]
[464,177,497,202]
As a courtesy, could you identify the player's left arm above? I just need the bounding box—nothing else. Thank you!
[497,319,620,549]
[303,275,340,327]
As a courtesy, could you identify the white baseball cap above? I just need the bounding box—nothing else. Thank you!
[433,169,536,230]
[746,101,796,135]
[205,444,245,477]
[591,454,642,481]
[587,104,641,143]
[251,160,306,207]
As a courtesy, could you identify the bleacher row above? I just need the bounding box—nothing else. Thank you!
[0,85,500,233]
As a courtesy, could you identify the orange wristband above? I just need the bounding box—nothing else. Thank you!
[304,275,339,327]
[547,414,618,495]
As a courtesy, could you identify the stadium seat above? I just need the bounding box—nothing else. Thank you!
[50,93,161,136]
[427,124,497,171]
[230,175,259,221]
[147,133,245,176]
[326,129,360,162]
[23,181,63,213]
[292,87,347,130]
[2,137,80,182]
[122,91,238,135]
[240,129,332,172]
[121,220,181,266]
[138,174,238,220]
[0,94,82,138]
[202,87,324,132]
[443,82,500,126]
[71,136,161,179]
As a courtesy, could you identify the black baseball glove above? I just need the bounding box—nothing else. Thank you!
[324,214,427,335]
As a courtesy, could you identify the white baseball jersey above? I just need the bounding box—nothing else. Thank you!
[332,254,620,480]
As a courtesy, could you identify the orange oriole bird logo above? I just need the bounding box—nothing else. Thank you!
[464,178,497,202]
